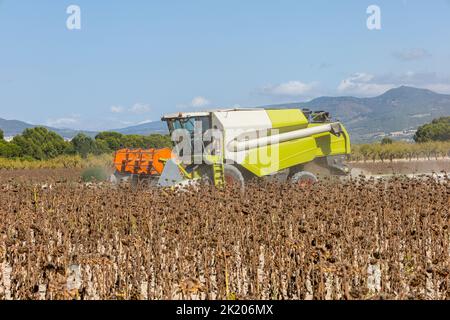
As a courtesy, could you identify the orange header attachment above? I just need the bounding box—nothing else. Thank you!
[113,148,173,176]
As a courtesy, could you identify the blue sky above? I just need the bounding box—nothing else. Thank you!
[0,0,449,130]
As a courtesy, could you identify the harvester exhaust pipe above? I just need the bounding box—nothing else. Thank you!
[227,123,343,152]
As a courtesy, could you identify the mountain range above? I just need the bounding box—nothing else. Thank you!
[0,119,99,140]
[268,86,450,142]
[1,86,449,143]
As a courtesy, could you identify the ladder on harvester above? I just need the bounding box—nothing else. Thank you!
[212,161,225,187]
[203,153,225,187]
[205,154,225,187]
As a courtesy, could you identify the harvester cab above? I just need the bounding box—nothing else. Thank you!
[111,108,351,188]
[164,113,213,164]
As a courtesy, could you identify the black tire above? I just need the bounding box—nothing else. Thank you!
[196,166,214,186]
[224,165,245,188]
[290,171,318,186]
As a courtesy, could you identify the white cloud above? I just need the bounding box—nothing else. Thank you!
[338,73,395,96]
[129,103,151,114]
[110,106,124,113]
[338,71,450,96]
[177,96,211,109]
[260,81,318,97]
[136,119,153,125]
[393,48,431,61]
[110,103,152,114]
[191,96,210,108]
[422,83,450,93]
[46,117,78,128]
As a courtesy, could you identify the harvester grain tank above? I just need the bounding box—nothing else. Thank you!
[111,108,351,187]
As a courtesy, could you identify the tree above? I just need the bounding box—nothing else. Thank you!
[71,133,97,158]
[95,132,124,151]
[359,144,372,162]
[12,127,69,160]
[94,139,111,154]
[0,140,21,158]
[381,137,393,145]
[414,117,450,143]
[144,134,173,149]
[0,127,175,160]
[121,135,145,149]
[95,131,173,151]
[0,129,4,140]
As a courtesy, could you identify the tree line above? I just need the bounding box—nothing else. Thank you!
[351,141,450,162]
[351,117,450,162]
[414,116,450,143]
[0,127,172,160]
[1,116,449,162]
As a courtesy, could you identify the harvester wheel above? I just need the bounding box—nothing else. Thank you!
[224,165,245,188]
[290,171,318,187]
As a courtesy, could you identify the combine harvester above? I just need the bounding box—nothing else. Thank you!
[111,108,351,188]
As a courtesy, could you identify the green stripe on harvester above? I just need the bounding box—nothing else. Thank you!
[265,109,309,129]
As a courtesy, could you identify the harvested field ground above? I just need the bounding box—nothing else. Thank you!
[0,168,84,184]
[1,173,449,300]
[350,158,450,176]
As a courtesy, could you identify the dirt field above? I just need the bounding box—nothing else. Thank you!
[0,168,84,184]
[0,158,447,185]
[1,170,449,300]
[350,158,450,176]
